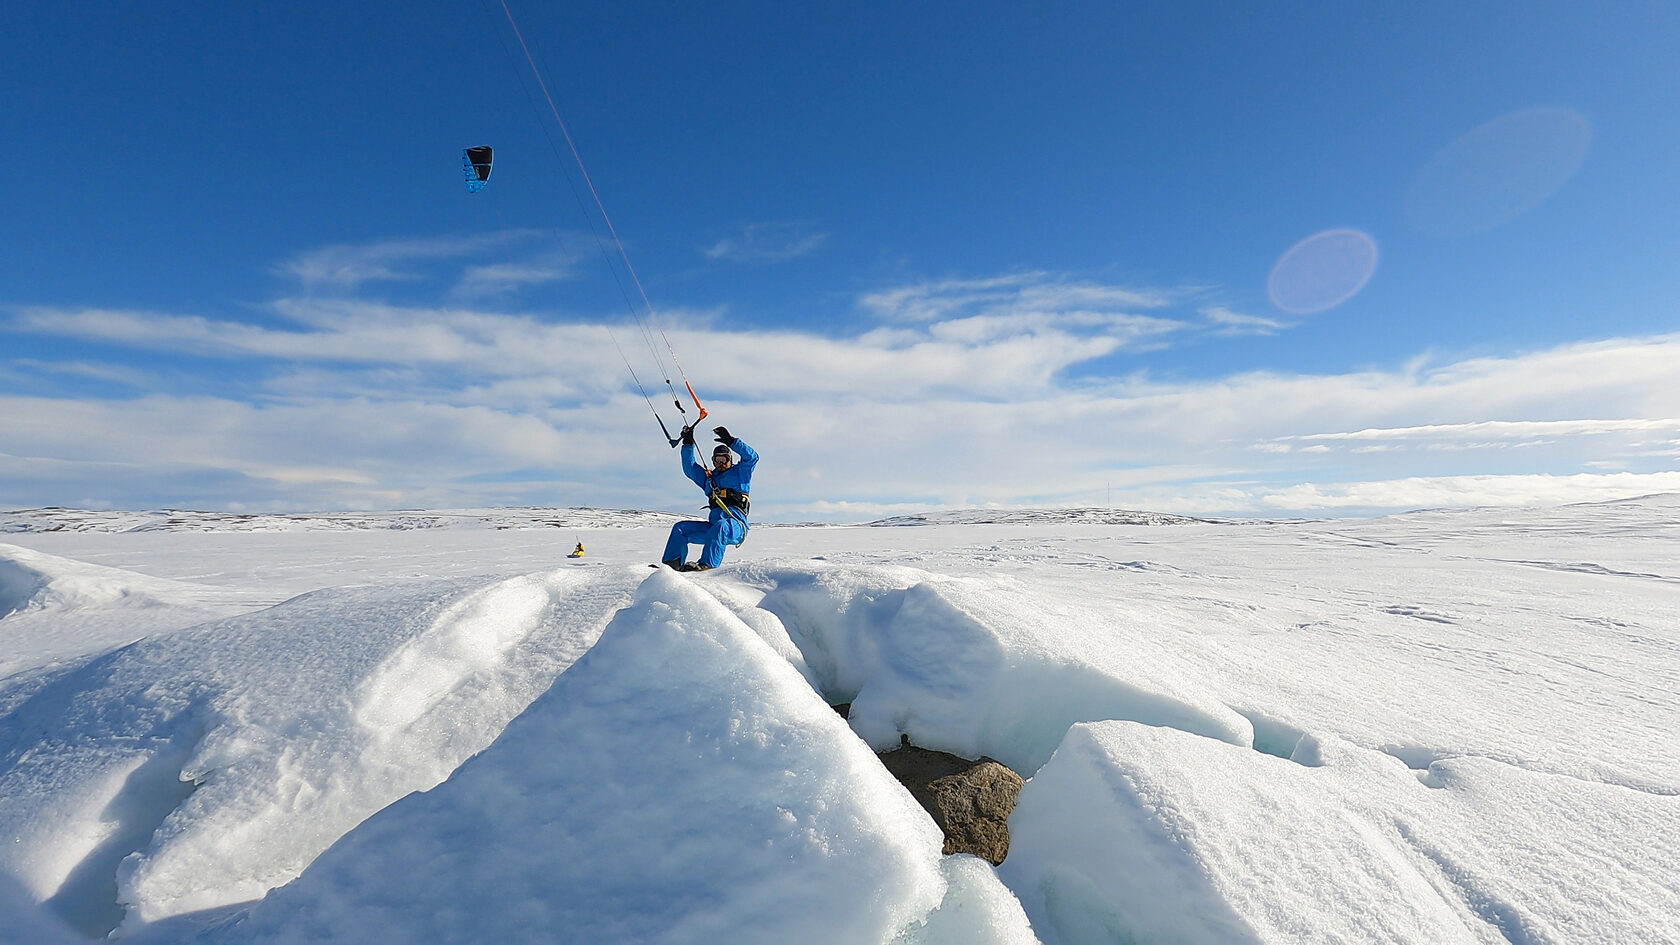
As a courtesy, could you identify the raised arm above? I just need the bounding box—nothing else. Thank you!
[730,438,758,476]
[680,442,709,490]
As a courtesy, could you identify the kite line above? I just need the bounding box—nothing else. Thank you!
[490,0,707,445]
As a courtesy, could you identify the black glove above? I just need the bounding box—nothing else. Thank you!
[680,425,695,446]
[713,426,736,446]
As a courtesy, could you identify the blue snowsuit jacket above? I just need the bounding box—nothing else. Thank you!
[683,438,758,540]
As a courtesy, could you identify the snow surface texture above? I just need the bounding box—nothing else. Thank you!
[0,496,1677,943]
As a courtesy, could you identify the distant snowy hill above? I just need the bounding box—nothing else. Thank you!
[864,507,1218,527]
[0,507,681,534]
[1,505,1221,534]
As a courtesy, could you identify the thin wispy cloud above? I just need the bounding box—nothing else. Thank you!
[3,358,153,388]
[451,253,579,300]
[12,302,633,387]
[1201,305,1288,336]
[277,231,557,290]
[1301,419,1680,440]
[703,223,828,263]
[860,273,1177,325]
[1266,418,1680,451]
[845,274,1191,375]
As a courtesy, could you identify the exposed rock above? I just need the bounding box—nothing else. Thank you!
[877,744,1024,865]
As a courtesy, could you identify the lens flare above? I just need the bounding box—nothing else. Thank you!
[1404,106,1592,237]
[1267,229,1379,315]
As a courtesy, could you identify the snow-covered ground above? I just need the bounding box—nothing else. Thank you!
[1,497,1676,943]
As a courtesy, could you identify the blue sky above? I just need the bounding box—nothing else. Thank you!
[3,1,1679,519]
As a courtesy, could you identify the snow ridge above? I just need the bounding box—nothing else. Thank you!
[0,555,45,619]
[0,567,643,936]
[733,562,1251,774]
[213,570,1021,945]
[0,544,191,616]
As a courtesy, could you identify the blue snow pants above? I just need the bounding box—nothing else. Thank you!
[662,515,745,569]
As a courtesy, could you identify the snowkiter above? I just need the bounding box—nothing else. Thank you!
[567,542,584,558]
[663,425,756,572]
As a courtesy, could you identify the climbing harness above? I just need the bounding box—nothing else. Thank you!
[707,484,750,546]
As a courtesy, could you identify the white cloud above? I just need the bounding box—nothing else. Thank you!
[0,393,674,512]
[6,244,1680,519]
[8,282,1180,403]
[1256,472,1680,512]
[9,324,1676,518]
[11,302,634,396]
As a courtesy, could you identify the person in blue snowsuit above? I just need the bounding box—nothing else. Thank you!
[662,425,757,571]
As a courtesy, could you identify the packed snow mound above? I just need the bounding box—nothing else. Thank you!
[0,544,254,678]
[0,507,680,534]
[0,555,44,619]
[217,570,1036,945]
[896,855,1042,945]
[0,567,641,934]
[722,561,1252,773]
[999,721,1680,944]
[1002,723,1481,944]
[0,543,198,617]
